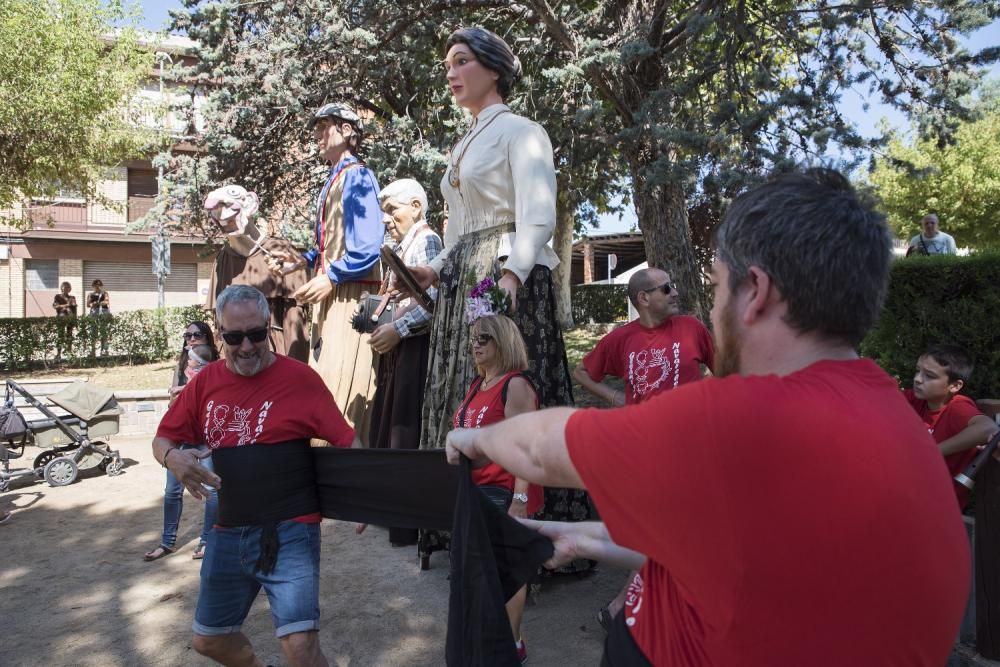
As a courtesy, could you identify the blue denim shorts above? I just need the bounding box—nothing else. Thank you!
[193,520,321,638]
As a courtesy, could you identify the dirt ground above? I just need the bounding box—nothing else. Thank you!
[0,435,622,666]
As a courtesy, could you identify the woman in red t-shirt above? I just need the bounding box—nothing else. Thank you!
[453,314,541,663]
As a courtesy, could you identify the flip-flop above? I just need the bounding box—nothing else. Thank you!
[192,542,207,560]
[143,545,174,562]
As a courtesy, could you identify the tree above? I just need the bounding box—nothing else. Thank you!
[0,0,155,224]
[868,91,1000,247]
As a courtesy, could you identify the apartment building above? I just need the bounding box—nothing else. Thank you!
[0,34,216,318]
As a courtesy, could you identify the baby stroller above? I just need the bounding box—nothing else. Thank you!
[1,379,124,491]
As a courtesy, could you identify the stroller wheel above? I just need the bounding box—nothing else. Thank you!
[33,450,59,471]
[43,457,78,487]
[103,457,123,477]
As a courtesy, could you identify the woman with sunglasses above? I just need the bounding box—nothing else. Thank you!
[143,322,221,562]
[452,313,541,663]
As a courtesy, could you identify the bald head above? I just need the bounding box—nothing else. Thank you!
[627,268,669,307]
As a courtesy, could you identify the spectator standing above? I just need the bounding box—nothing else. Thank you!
[53,282,78,317]
[143,322,220,562]
[86,279,110,356]
[907,213,957,255]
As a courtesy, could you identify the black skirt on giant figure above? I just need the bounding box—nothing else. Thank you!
[417,225,594,569]
[369,333,431,546]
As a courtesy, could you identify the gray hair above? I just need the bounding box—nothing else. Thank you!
[715,168,892,347]
[379,179,429,219]
[215,284,270,324]
[446,27,522,99]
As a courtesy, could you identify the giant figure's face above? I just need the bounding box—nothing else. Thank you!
[204,185,259,236]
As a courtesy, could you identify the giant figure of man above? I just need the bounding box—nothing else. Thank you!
[203,184,309,362]
[268,103,384,443]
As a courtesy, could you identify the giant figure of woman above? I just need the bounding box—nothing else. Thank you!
[409,26,592,567]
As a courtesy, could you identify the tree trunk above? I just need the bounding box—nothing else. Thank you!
[629,165,709,324]
[552,201,575,330]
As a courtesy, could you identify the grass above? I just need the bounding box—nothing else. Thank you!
[563,325,625,408]
[6,359,177,391]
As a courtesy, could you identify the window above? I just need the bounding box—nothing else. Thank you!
[25,259,59,290]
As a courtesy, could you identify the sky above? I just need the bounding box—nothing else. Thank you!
[136,0,999,234]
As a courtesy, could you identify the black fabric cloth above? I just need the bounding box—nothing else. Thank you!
[314,448,459,530]
[368,334,432,545]
[446,458,555,667]
[211,440,319,574]
[601,608,654,667]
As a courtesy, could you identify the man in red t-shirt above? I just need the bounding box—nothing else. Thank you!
[904,344,998,509]
[446,169,970,666]
[574,267,714,408]
[153,284,356,667]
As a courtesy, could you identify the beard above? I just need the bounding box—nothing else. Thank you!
[714,299,743,378]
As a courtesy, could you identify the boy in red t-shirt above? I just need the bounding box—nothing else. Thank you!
[904,344,999,509]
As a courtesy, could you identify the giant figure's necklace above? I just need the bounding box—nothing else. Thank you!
[447,110,510,189]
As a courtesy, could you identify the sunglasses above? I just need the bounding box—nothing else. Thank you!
[220,328,269,346]
[183,331,207,340]
[646,282,676,295]
[470,333,494,348]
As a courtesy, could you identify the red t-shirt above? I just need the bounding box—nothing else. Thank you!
[454,371,543,515]
[157,355,355,523]
[904,389,985,508]
[582,315,714,404]
[567,359,968,666]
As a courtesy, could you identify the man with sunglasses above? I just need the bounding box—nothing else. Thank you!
[153,284,358,667]
[573,267,714,409]
[446,169,969,665]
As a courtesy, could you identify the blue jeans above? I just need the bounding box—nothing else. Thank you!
[193,521,321,637]
[161,444,218,548]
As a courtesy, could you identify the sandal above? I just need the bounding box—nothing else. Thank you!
[143,545,174,561]
[192,542,207,560]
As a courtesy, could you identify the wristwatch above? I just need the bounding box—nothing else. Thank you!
[512,492,529,504]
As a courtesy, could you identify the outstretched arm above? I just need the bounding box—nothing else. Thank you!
[446,407,583,489]
[519,519,646,571]
[940,415,999,456]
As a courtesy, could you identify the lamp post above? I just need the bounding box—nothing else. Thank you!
[153,51,174,309]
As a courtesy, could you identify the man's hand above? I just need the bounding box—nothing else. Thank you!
[446,428,489,467]
[368,323,402,354]
[294,274,335,304]
[164,448,220,501]
[518,518,586,570]
[265,249,306,276]
[498,270,520,314]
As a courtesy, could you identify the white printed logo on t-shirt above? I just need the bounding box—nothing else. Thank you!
[627,342,681,398]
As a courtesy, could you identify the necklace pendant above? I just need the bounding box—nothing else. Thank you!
[448,166,460,189]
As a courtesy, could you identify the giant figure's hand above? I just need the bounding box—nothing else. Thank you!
[265,249,306,276]
[498,270,520,314]
[369,323,402,354]
[164,448,220,501]
[294,274,335,304]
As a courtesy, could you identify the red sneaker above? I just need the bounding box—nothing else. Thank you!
[515,639,527,664]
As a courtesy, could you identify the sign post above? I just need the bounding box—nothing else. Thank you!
[607,252,618,282]
[151,234,171,309]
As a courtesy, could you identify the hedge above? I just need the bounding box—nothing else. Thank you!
[0,305,209,371]
[860,251,1000,399]
[571,284,629,324]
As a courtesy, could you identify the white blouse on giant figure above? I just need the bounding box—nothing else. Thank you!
[429,103,560,284]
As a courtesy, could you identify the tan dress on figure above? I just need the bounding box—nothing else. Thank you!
[308,162,381,445]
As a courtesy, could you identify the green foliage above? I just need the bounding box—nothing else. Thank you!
[861,252,1000,399]
[868,99,1000,248]
[0,0,157,222]
[571,285,629,324]
[0,305,207,371]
